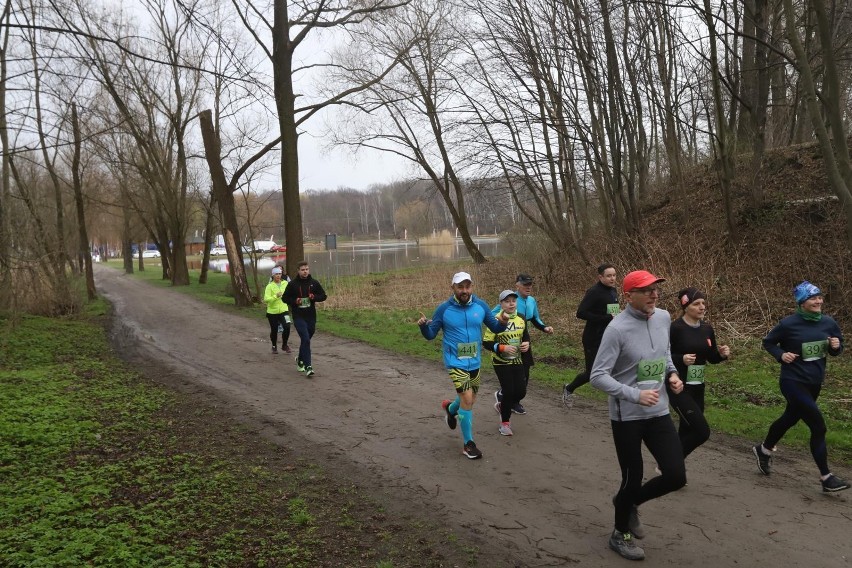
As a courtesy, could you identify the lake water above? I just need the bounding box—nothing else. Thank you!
[206,237,506,280]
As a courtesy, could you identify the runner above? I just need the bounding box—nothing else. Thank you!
[668,287,730,460]
[263,266,291,354]
[493,273,553,415]
[563,263,618,408]
[418,272,508,459]
[590,269,686,561]
[282,261,327,377]
[483,290,530,437]
[752,281,848,492]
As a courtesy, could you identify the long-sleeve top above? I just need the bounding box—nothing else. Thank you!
[576,281,619,347]
[483,312,530,366]
[421,294,507,371]
[263,280,290,315]
[669,318,727,385]
[493,293,548,331]
[282,275,327,319]
[590,304,677,422]
[762,313,843,385]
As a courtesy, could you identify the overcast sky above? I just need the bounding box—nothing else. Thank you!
[297,129,413,192]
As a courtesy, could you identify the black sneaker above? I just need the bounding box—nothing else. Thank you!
[608,529,645,561]
[612,496,645,539]
[821,474,850,493]
[511,402,526,415]
[441,400,457,430]
[462,441,482,460]
[271,345,278,354]
[304,365,314,377]
[752,444,771,475]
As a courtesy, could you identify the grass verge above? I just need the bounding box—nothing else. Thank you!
[0,306,474,567]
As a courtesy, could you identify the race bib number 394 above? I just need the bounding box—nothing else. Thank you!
[802,340,827,361]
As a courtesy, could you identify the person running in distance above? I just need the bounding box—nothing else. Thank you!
[263,266,292,354]
[418,272,508,460]
[563,263,618,408]
[668,287,730,460]
[282,261,327,377]
[483,290,530,437]
[590,270,686,561]
[752,281,848,493]
[493,273,553,415]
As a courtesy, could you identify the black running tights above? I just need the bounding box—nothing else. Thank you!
[764,380,829,476]
[611,415,686,534]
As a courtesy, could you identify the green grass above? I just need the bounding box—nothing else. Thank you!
[0,312,474,567]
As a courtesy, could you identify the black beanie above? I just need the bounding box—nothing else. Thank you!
[677,287,706,310]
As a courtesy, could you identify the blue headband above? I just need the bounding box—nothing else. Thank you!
[793,281,821,304]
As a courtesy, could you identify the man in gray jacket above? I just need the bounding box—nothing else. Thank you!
[590,270,686,561]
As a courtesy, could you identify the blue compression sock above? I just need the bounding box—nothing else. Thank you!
[457,408,473,443]
[448,397,460,415]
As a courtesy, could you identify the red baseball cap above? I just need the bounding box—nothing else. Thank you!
[622,270,666,293]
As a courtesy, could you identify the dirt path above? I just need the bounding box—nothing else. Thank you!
[96,266,850,567]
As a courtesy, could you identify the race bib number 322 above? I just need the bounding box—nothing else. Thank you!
[636,357,665,389]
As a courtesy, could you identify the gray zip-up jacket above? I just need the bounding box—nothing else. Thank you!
[590,304,677,422]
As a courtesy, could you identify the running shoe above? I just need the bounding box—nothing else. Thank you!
[821,474,850,492]
[752,444,772,475]
[295,357,306,373]
[608,529,644,561]
[499,422,513,436]
[493,400,502,415]
[511,402,526,415]
[283,345,292,354]
[304,365,314,377]
[271,345,278,354]
[441,400,457,430]
[462,441,482,460]
[613,496,645,539]
[562,385,575,408]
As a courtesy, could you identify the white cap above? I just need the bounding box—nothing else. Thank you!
[271,266,282,275]
[451,271,472,285]
[498,289,518,302]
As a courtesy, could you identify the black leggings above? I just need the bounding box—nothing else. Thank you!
[611,415,686,533]
[566,344,598,393]
[494,363,527,422]
[667,383,710,458]
[764,380,829,475]
[266,313,290,347]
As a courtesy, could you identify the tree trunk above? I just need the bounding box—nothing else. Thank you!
[273,0,305,277]
[198,191,216,285]
[198,109,254,306]
[71,105,95,300]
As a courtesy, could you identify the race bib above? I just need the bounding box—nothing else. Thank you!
[505,338,520,359]
[685,364,705,385]
[801,340,827,361]
[284,314,291,324]
[457,342,477,359]
[636,357,665,390]
[298,297,311,308]
[606,303,620,315]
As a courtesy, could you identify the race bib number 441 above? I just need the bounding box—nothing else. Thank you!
[457,342,477,359]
